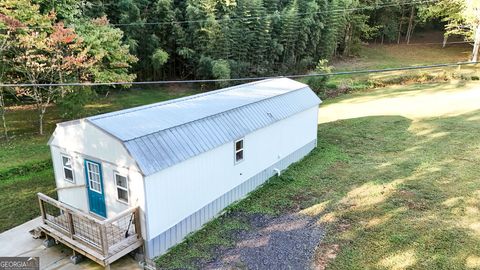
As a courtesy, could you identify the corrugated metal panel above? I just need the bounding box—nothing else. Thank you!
[123,88,319,175]
[145,139,317,259]
[88,78,315,141]
[84,78,321,176]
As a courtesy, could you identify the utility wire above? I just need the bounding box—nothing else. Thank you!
[1,61,477,88]
[368,41,471,46]
[0,0,438,30]
[404,41,472,45]
[372,40,474,46]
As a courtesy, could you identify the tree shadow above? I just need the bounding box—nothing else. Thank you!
[312,109,480,269]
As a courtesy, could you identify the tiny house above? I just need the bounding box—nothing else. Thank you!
[45,78,321,264]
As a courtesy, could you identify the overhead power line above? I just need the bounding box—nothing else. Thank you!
[0,61,477,88]
[367,41,472,46]
[405,41,472,46]
[0,0,438,30]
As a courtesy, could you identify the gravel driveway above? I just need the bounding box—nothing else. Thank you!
[203,213,325,270]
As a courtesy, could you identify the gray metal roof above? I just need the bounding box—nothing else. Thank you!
[85,78,321,175]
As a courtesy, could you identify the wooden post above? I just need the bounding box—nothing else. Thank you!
[38,196,46,223]
[67,212,75,239]
[100,224,109,257]
[134,208,141,239]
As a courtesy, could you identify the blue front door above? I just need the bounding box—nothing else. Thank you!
[85,160,106,218]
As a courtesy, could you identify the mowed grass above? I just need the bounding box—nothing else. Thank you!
[333,43,470,71]
[327,42,478,91]
[156,80,480,269]
[0,86,198,233]
[0,169,56,232]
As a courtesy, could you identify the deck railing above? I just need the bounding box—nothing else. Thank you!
[37,193,141,257]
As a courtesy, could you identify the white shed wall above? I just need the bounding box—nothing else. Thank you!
[49,121,147,238]
[144,106,318,241]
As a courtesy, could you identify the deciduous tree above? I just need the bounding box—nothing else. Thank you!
[11,22,94,135]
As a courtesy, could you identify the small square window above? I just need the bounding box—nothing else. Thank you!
[234,139,244,164]
[115,173,129,204]
[62,155,74,182]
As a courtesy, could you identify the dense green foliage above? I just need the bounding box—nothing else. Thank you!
[28,0,440,80]
[2,0,473,84]
[67,0,469,79]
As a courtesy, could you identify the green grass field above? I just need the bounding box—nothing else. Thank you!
[156,80,480,269]
[325,43,479,93]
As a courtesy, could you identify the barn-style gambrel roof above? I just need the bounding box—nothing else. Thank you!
[85,78,321,175]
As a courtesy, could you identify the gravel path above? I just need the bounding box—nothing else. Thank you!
[204,213,325,270]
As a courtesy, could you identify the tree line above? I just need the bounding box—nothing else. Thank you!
[0,0,479,139]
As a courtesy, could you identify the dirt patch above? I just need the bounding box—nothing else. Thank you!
[161,83,206,94]
[313,243,340,270]
[6,103,45,111]
[202,213,325,270]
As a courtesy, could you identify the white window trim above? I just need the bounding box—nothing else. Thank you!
[114,172,130,205]
[234,138,244,164]
[61,154,75,183]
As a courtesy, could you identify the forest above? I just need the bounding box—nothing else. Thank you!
[0,0,478,136]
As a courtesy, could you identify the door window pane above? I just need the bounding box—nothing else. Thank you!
[86,162,102,193]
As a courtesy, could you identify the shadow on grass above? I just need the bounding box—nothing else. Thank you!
[156,108,480,270]
[317,110,480,270]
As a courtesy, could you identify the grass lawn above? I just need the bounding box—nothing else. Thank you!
[156,80,480,269]
[326,42,479,92]
[0,169,56,232]
[332,43,470,71]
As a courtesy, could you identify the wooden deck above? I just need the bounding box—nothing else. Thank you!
[37,193,143,269]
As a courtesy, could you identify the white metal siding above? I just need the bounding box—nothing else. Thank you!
[144,106,318,243]
[50,146,89,212]
[145,138,317,258]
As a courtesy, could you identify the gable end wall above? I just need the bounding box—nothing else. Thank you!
[49,121,147,239]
